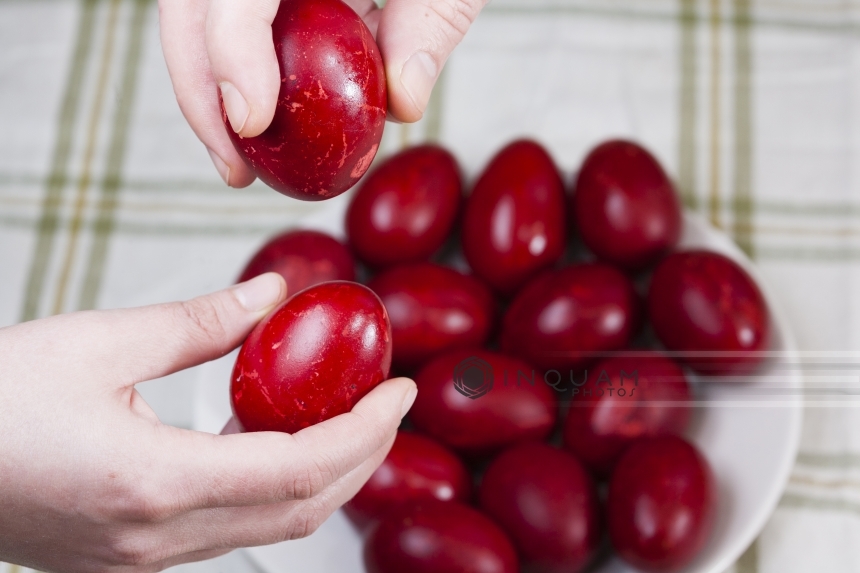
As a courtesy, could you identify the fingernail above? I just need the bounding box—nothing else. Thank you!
[233,273,285,312]
[400,51,437,116]
[207,148,231,186]
[220,81,249,134]
[400,384,417,418]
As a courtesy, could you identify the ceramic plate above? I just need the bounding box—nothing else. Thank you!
[197,209,802,573]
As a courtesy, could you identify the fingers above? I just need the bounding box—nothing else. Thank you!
[376,0,486,122]
[130,432,395,563]
[158,0,256,187]
[166,378,416,512]
[0,273,287,391]
[205,0,281,138]
[147,548,233,571]
[94,273,287,385]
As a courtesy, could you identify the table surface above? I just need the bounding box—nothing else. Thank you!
[2,1,860,572]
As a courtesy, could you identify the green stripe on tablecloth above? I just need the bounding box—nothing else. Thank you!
[7,166,860,214]
[731,2,758,568]
[78,0,150,311]
[424,65,447,143]
[484,1,860,37]
[707,0,722,229]
[736,536,759,573]
[755,247,860,261]
[797,452,860,468]
[677,0,698,209]
[4,174,860,219]
[19,0,98,322]
[733,0,754,257]
[779,492,860,516]
[52,0,123,315]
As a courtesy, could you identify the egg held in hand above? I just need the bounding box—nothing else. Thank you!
[230,281,392,433]
[223,0,386,200]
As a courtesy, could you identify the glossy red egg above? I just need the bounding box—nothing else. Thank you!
[367,263,496,372]
[223,0,386,200]
[346,145,462,268]
[231,281,391,433]
[479,443,601,573]
[237,230,355,293]
[345,431,472,530]
[647,250,770,376]
[562,352,691,477]
[572,140,682,269]
[365,500,519,573]
[462,140,567,296]
[500,264,639,371]
[409,349,557,455]
[608,436,716,572]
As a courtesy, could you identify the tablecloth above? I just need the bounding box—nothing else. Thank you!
[2,0,860,571]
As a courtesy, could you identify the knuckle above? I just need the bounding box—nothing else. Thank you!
[100,475,177,524]
[427,0,484,38]
[287,465,328,501]
[288,508,326,540]
[175,298,231,351]
[103,534,156,567]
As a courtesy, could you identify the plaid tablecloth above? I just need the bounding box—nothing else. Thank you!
[2,0,860,571]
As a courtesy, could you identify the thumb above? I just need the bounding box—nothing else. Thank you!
[101,273,287,386]
[377,0,486,123]
[206,0,281,138]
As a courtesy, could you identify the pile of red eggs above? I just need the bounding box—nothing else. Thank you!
[233,139,771,572]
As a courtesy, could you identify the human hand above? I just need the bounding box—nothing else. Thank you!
[0,273,417,572]
[159,0,487,187]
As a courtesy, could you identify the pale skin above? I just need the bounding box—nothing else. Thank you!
[0,273,416,571]
[0,0,486,569]
[160,0,489,186]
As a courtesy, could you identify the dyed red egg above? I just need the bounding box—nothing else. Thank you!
[237,230,355,293]
[572,140,682,269]
[462,140,567,296]
[365,500,519,573]
[367,263,496,372]
[346,145,462,268]
[231,281,391,433]
[647,250,770,376]
[479,443,602,573]
[345,431,472,529]
[223,0,386,200]
[562,352,691,477]
[500,264,639,371]
[409,349,557,455]
[608,436,716,572]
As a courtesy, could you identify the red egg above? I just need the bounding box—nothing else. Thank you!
[365,500,519,573]
[237,230,355,293]
[367,263,496,372]
[479,443,602,573]
[223,0,386,200]
[346,145,462,268]
[608,436,716,572]
[572,140,682,269]
[345,431,472,530]
[231,282,391,433]
[647,250,770,376]
[500,264,639,371]
[409,349,557,455]
[462,140,567,296]
[562,352,691,477]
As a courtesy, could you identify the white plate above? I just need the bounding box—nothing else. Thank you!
[230,210,802,573]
